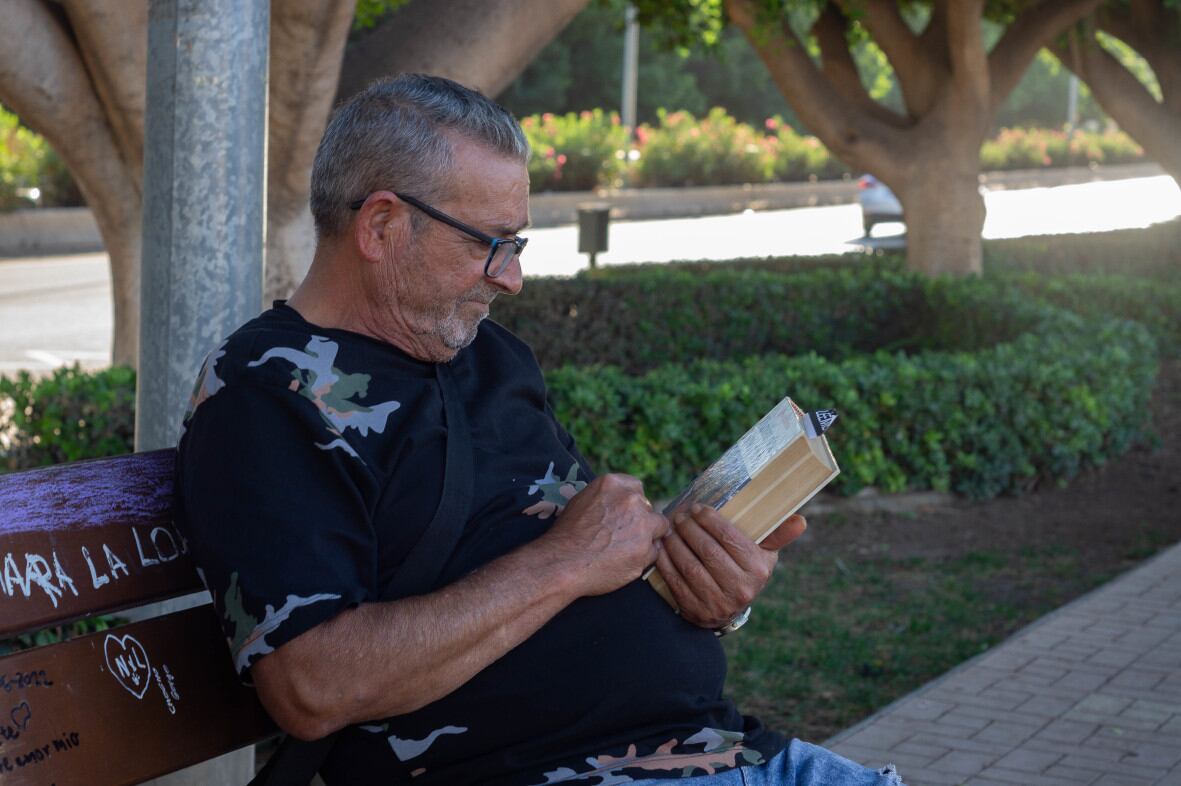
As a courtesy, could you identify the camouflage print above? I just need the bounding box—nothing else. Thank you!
[523,461,588,519]
[530,727,763,784]
[248,336,402,461]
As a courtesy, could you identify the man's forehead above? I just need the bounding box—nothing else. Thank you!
[445,137,530,232]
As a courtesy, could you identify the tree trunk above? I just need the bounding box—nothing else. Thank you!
[265,0,357,301]
[899,160,987,276]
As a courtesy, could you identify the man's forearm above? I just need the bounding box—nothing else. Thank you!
[253,537,581,740]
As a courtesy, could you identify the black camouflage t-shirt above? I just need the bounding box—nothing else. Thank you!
[175,303,785,785]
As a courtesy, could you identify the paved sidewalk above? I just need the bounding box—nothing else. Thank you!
[826,541,1181,786]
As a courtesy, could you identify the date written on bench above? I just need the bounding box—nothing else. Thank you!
[0,525,189,608]
[0,672,52,694]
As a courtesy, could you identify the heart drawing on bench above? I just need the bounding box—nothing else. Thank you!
[104,634,152,700]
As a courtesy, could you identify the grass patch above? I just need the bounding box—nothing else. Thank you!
[721,546,1113,742]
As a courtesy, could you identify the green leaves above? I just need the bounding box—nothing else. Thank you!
[0,364,135,471]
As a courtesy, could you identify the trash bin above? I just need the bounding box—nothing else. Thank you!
[577,203,610,269]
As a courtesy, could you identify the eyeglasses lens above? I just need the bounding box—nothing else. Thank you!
[486,240,522,278]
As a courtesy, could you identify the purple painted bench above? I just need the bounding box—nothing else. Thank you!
[0,450,275,784]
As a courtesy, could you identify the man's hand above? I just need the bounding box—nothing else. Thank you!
[537,473,670,598]
[654,504,807,629]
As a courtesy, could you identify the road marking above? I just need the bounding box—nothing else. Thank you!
[24,350,109,368]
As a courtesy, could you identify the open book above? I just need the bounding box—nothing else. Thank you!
[644,397,840,610]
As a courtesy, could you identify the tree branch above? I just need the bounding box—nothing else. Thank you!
[945,0,989,112]
[723,0,905,179]
[336,0,590,104]
[59,0,148,190]
[989,0,1103,111]
[841,0,939,117]
[1097,0,1181,108]
[814,3,908,128]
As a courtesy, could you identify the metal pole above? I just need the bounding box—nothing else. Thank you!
[136,1,268,781]
[138,0,268,453]
[1066,73,1080,133]
[621,4,639,135]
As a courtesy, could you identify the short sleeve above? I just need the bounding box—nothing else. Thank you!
[177,379,379,681]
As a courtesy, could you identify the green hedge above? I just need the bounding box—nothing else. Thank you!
[547,314,1156,501]
[494,263,1163,371]
[0,365,135,471]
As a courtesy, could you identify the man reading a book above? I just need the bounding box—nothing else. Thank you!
[176,74,903,786]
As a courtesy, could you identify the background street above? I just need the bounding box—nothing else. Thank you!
[2,173,1178,375]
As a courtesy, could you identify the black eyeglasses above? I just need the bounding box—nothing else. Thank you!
[349,192,527,278]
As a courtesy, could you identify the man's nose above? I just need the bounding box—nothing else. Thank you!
[489,253,523,295]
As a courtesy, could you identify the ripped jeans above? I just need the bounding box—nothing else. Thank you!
[630,739,905,786]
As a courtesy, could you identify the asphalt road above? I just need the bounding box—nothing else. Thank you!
[2,174,1178,375]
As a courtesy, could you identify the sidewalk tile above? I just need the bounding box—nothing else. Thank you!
[1075,694,1134,716]
[991,749,1062,773]
[1034,719,1100,744]
[978,766,1082,785]
[893,698,956,722]
[928,750,994,776]
[839,725,914,751]
[896,741,953,761]
[1042,763,1102,784]
[1110,669,1169,690]
[1056,671,1113,692]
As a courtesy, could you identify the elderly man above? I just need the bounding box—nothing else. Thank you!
[177,74,902,786]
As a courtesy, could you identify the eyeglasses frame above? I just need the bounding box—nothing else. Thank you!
[348,192,527,278]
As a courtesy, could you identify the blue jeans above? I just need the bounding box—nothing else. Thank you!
[629,740,904,786]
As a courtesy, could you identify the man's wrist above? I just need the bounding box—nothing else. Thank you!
[714,606,752,637]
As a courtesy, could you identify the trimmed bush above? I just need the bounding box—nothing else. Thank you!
[0,365,135,471]
[496,265,1059,372]
[546,308,1157,501]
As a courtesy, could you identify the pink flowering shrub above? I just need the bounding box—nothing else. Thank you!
[981,127,1143,171]
[521,109,630,192]
[518,109,1146,192]
[632,107,775,187]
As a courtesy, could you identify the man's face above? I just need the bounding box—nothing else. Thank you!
[379,137,529,361]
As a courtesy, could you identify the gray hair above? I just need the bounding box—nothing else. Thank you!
[310,73,530,239]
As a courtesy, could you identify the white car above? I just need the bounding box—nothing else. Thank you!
[857,174,903,236]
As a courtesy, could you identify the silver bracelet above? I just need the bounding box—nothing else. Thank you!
[714,606,752,637]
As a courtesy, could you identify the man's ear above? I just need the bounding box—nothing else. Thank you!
[353,191,407,262]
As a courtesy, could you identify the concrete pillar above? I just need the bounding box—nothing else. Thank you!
[137,0,269,782]
[138,0,268,452]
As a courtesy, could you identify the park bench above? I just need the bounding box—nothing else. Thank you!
[0,450,275,784]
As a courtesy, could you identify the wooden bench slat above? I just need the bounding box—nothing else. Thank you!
[0,605,276,785]
[0,451,203,638]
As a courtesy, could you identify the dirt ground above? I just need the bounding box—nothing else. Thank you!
[797,356,1181,613]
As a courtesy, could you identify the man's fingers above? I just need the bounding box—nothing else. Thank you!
[661,526,727,605]
[679,505,764,573]
[654,546,703,613]
[759,514,807,552]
